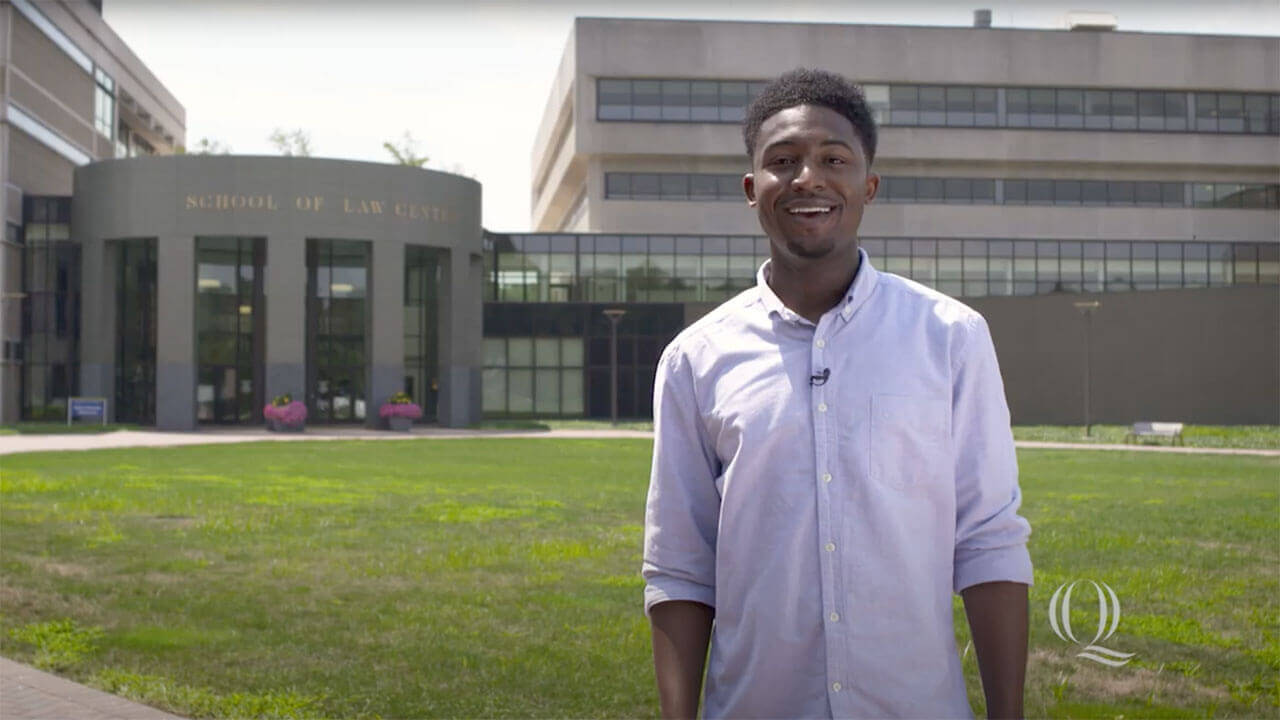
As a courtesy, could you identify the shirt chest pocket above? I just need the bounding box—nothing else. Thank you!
[869,394,949,489]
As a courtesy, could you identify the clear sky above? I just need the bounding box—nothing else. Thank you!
[102,0,1279,232]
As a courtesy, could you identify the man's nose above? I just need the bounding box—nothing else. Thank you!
[790,159,823,190]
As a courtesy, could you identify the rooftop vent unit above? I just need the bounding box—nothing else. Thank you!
[1062,11,1118,31]
[974,9,992,28]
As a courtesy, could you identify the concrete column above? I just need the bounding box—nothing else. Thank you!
[78,239,117,420]
[437,248,482,427]
[264,234,306,407]
[366,239,405,428]
[155,235,196,431]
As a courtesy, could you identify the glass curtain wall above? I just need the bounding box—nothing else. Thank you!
[196,237,265,424]
[115,239,157,424]
[306,239,370,423]
[20,197,79,420]
[404,245,442,423]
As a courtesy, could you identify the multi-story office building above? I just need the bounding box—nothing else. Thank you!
[493,16,1279,423]
[1,0,185,423]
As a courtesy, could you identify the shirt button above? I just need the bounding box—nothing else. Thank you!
[825,542,836,552]
[817,403,827,413]
[829,612,840,622]
[815,338,826,348]
[822,473,832,483]
[832,682,842,692]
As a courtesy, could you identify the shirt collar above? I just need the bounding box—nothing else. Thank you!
[754,246,881,324]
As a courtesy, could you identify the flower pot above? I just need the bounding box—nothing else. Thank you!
[268,419,305,433]
[387,416,413,432]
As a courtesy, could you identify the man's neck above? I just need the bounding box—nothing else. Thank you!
[767,245,861,324]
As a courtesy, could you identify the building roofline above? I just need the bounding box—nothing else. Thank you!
[573,15,1280,42]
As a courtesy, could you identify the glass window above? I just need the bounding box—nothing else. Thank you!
[1059,241,1083,292]
[1082,180,1107,206]
[1105,242,1130,292]
[598,79,631,120]
[1157,243,1182,288]
[1111,91,1137,130]
[1193,183,1215,208]
[1108,181,1135,206]
[660,174,689,200]
[1162,182,1185,207]
[1195,93,1218,132]
[972,179,995,204]
[1054,180,1081,205]
[1183,243,1208,287]
[717,175,742,200]
[945,87,974,126]
[1214,183,1243,208]
[1029,89,1056,128]
[720,82,748,122]
[93,67,114,139]
[1135,182,1162,207]
[632,80,662,121]
[1085,90,1111,129]
[1028,180,1053,205]
[919,86,946,125]
[963,240,987,296]
[975,87,998,126]
[1217,93,1244,132]
[1056,89,1084,128]
[917,178,943,203]
[1138,91,1165,131]
[1004,179,1027,204]
[885,177,914,203]
[1244,94,1270,134]
[864,84,890,125]
[890,85,919,125]
[944,178,970,203]
[1082,242,1105,293]
[197,237,265,424]
[691,81,719,121]
[306,239,370,423]
[1164,92,1188,131]
[1132,242,1157,289]
[690,174,718,201]
[1006,88,1029,127]
[605,173,630,199]
[1036,241,1059,294]
[631,174,660,199]
[661,80,691,121]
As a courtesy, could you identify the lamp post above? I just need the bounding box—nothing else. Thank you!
[602,309,627,426]
[1073,301,1101,437]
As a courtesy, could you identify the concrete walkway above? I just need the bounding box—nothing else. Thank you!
[0,656,183,720]
[0,427,1275,456]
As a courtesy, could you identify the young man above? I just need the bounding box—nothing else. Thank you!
[642,68,1033,719]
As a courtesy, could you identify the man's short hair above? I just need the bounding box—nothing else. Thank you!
[742,68,878,166]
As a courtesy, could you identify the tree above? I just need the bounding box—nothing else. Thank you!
[268,128,313,157]
[382,131,428,167]
[188,137,231,154]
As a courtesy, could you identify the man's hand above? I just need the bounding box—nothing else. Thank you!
[961,581,1029,719]
[649,600,714,719]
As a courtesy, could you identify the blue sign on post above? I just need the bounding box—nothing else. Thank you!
[67,397,108,426]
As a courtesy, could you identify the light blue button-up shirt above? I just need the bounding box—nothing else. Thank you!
[643,249,1033,719]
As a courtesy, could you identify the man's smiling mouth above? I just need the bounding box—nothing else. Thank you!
[786,205,835,215]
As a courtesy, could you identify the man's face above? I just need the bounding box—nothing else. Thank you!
[744,104,879,264]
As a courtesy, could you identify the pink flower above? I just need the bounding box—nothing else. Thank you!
[263,401,308,425]
[380,401,423,419]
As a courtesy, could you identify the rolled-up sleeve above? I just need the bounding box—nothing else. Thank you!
[642,341,722,616]
[951,314,1034,594]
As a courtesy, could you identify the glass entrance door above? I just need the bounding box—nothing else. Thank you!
[306,239,370,422]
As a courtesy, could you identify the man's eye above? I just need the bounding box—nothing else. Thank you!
[828,157,847,165]
[769,157,795,166]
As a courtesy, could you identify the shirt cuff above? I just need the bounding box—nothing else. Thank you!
[953,544,1034,594]
[644,575,716,618]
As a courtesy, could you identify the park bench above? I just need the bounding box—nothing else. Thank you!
[1125,422,1184,446]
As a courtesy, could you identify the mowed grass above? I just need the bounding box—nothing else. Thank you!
[0,440,1276,718]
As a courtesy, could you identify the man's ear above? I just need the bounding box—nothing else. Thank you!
[864,172,880,203]
[744,173,757,207]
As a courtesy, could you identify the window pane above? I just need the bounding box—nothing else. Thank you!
[1111,91,1137,130]
[598,79,631,120]
[1162,182,1185,207]
[975,87,998,126]
[1138,91,1165,130]
[605,173,630,199]
[1195,93,1217,132]
[1218,93,1244,132]
[920,86,946,125]
[1055,180,1081,205]
[1135,181,1162,206]
[691,81,719,121]
[886,177,914,202]
[1244,94,1270,134]
[660,174,689,200]
[1056,89,1084,128]
[1004,179,1027,204]
[944,178,970,203]
[917,178,943,202]
[632,80,661,120]
[534,368,560,414]
[1082,180,1107,205]
[1029,89,1056,128]
[1028,180,1053,204]
[508,369,533,412]
[690,174,718,200]
[720,82,748,122]
[1108,181,1135,205]
[972,179,995,203]
[890,85,919,125]
[1164,92,1188,131]
[1006,88,1029,127]
[946,86,974,126]
[661,80,691,121]
[1085,90,1111,129]
[1193,183,1214,208]
[631,174,660,199]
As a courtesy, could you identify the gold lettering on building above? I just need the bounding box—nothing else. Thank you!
[295,195,324,212]
[183,193,452,222]
[184,194,277,211]
[343,197,385,215]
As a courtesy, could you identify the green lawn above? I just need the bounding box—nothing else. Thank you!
[0,440,1276,718]
[1011,424,1280,450]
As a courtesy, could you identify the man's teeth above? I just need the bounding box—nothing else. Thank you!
[789,207,832,214]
